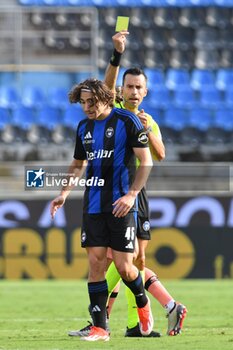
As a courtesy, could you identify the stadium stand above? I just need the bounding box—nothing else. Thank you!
[0,0,232,162]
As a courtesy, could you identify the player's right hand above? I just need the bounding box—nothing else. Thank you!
[50,195,65,219]
[112,30,129,54]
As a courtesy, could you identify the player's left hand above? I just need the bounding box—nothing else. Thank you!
[137,109,149,129]
[112,193,135,217]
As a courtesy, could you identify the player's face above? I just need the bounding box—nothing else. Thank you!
[122,74,147,110]
[79,90,108,120]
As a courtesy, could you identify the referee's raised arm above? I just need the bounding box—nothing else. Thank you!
[104,30,129,92]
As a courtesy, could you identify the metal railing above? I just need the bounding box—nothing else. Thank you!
[0,5,98,73]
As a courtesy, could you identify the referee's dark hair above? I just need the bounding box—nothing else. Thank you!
[122,67,148,85]
[69,78,114,107]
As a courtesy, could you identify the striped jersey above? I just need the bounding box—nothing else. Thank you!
[115,102,162,161]
[74,107,149,214]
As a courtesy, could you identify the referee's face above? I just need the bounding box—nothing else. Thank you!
[122,74,147,111]
[79,90,109,120]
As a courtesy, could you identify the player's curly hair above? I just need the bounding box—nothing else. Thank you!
[69,78,114,107]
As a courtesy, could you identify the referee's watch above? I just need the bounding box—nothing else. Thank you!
[145,126,152,134]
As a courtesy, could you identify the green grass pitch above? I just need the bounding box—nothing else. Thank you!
[0,279,232,350]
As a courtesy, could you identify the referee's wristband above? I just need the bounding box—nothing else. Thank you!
[110,49,122,67]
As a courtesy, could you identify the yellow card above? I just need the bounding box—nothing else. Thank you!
[115,16,129,32]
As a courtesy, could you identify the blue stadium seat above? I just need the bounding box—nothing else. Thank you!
[50,104,85,144]
[173,86,197,108]
[141,106,163,125]
[45,0,71,4]
[163,107,189,130]
[12,106,36,130]
[205,106,233,145]
[48,87,69,109]
[190,69,216,91]
[190,0,214,4]
[88,0,118,6]
[166,0,193,5]
[0,86,19,109]
[22,86,45,109]
[165,69,190,90]
[161,106,189,144]
[36,106,62,129]
[199,86,223,108]
[0,108,11,129]
[21,72,72,91]
[224,86,233,107]
[63,104,86,129]
[216,69,233,91]
[214,0,233,6]
[189,107,213,131]
[40,0,65,5]
[214,107,233,131]
[147,86,171,108]
[144,68,165,90]
[140,0,168,5]
[67,0,95,5]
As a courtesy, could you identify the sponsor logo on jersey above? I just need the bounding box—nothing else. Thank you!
[86,149,114,160]
[83,131,95,144]
[92,305,101,312]
[125,241,134,249]
[84,131,92,139]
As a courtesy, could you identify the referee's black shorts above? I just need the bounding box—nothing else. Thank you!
[81,211,137,253]
[137,187,151,240]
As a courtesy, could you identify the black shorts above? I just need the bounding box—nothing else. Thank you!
[137,187,151,240]
[81,212,137,253]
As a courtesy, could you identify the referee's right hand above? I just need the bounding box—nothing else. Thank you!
[112,30,129,54]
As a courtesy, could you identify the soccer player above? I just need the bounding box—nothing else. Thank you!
[70,31,187,338]
[50,78,154,341]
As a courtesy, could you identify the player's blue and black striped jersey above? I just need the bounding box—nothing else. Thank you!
[74,107,149,214]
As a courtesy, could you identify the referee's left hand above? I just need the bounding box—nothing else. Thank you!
[137,109,149,129]
[112,193,135,217]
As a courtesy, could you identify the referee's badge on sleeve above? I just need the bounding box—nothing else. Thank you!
[138,132,148,144]
[142,221,150,231]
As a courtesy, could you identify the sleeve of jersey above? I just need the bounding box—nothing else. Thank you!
[127,117,149,148]
[73,126,87,160]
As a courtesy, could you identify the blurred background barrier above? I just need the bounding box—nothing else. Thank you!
[0,196,232,279]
